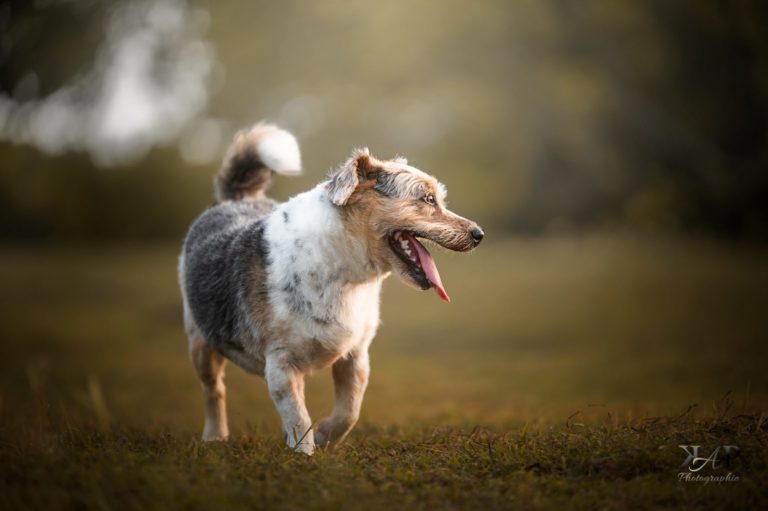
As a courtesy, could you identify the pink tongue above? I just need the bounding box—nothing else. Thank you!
[405,233,450,303]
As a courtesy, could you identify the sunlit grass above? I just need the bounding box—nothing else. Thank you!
[0,236,766,509]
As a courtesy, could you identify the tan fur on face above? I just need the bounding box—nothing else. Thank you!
[331,152,480,288]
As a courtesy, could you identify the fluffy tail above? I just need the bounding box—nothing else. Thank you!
[215,123,302,202]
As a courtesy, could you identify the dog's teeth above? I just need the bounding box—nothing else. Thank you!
[400,240,409,251]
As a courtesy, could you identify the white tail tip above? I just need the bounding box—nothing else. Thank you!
[257,128,302,175]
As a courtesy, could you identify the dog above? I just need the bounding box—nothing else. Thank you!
[179,123,484,454]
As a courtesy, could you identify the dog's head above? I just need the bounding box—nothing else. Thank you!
[327,149,484,302]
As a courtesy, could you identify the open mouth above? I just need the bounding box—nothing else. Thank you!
[388,230,450,302]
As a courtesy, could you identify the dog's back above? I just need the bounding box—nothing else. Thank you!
[179,124,302,370]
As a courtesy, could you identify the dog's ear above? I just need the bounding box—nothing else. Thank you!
[327,148,380,206]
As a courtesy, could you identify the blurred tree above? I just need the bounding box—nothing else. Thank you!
[0,0,766,241]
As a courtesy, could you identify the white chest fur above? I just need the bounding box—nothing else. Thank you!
[264,186,385,365]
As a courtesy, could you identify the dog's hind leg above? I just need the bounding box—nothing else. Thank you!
[265,350,314,455]
[315,349,370,449]
[189,332,229,441]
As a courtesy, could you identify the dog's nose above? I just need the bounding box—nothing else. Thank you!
[470,226,484,245]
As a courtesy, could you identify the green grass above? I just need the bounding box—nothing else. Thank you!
[0,236,766,509]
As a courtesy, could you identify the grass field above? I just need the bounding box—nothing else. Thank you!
[0,236,766,509]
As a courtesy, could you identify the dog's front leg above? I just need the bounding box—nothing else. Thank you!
[265,352,315,455]
[315,350,370,449]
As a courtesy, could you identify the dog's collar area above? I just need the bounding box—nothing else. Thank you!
[388,230,450,302]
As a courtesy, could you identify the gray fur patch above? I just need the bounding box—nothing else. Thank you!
[182,199,276,352]
[374,170,430,199]
[374,172,400,198]
[281,272,312,315]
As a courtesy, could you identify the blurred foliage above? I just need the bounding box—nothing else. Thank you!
[1,0,767,240]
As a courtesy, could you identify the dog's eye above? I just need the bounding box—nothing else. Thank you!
[423,193,436,206]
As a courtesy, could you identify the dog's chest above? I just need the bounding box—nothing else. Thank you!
[262,188,385,366]
[272,270,383,355]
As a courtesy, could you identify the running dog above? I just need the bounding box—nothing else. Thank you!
[179,123,484,454]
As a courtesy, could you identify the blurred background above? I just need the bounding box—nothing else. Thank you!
[1,0,767,435]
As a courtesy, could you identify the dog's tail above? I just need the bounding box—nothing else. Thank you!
[214,123,302,202]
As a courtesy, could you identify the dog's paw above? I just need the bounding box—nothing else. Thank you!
[285,427,315,455]
[315,416,356,450]
[314,419,332,449]
[202,423,229,441]
[201,431,229,442]
[314,431,329,450]
[293,441,315,456]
